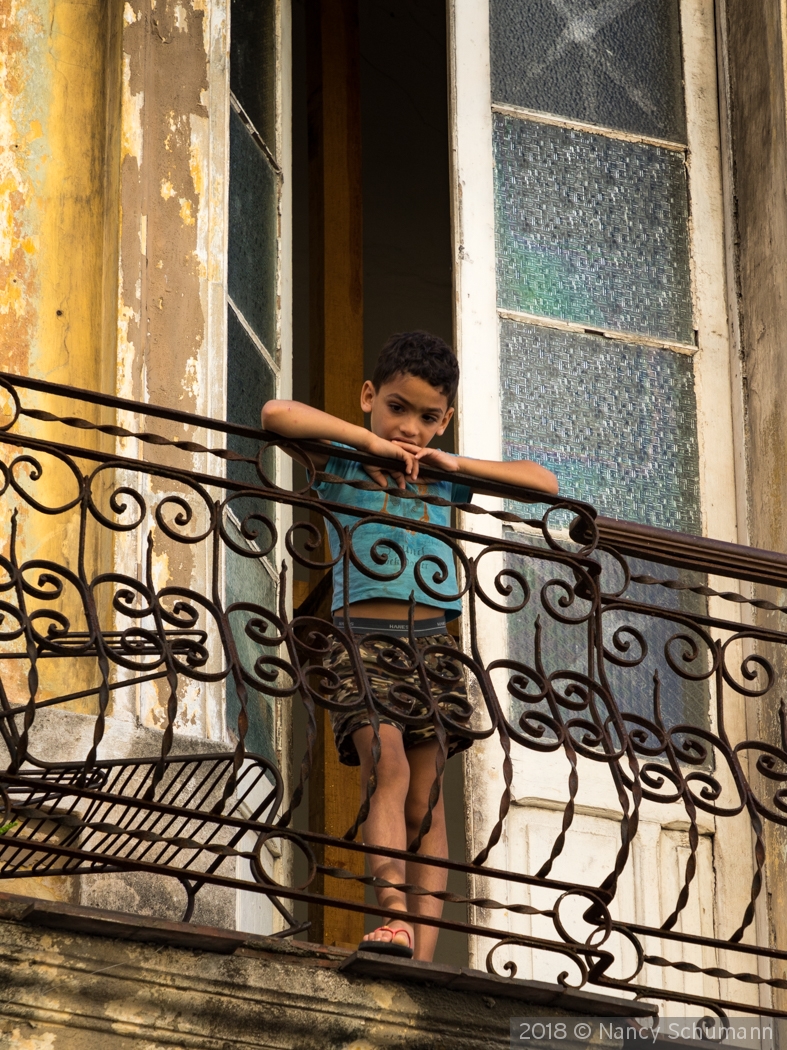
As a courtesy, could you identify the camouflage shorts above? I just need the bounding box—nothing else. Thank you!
[323,627,474,767]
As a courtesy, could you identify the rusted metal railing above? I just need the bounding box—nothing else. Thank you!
[0,371,785,1018]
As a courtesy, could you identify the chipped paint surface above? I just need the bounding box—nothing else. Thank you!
[0,0,228,748]
[0,916,535,1048]
[4,1028,56,1050]
[1,0,120,395]
[118,0,208,411]
[0,0,232,935]
[0,0,123,756]
[113,0,228,738]
[2,0,229,744]
[0,0,46,376]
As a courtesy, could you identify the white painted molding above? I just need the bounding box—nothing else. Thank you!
[448,0,500,470]
[497,307,698,356]
[492,101,687,152]
[681,0,738,547]
[448,0,510,971]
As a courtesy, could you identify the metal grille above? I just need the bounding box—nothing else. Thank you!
[0,371,785,1018]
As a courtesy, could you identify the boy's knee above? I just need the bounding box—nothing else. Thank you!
[404,792,445,835]
[356,723,404,760]
[374,746,410,790]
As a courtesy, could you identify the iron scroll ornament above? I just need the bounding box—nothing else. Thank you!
[0,371,784,1016]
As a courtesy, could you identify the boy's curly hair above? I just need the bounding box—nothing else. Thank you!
[372,331,460,404]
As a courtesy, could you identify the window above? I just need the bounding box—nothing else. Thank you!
[225,0,283,762]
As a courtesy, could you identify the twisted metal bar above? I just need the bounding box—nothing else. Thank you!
[0,372,784,1016]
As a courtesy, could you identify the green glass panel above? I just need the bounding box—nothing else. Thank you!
[228,108,278,356]
[500,319,701,534]
[225,514,278,762]
[226,303,276,504]
[504,538,709,736]
[494,114,693,344]
[231,0,277,154]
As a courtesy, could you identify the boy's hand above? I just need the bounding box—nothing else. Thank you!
[362,435,419,490]
[409,446,458,472]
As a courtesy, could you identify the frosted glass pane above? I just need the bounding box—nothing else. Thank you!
[228,108,278,356]
[225,307,278,756]
[490,0,686,143]
[500,319,701,533]
[226,304,276,504]
[505,539,709,731]
[225,514,277,762]
[494,114,693,344]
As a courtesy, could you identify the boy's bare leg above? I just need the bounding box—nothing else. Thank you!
[353,726,448,962]
[403,739,448,963]
[354,723,414,953]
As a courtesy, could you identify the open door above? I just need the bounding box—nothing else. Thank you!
[450,0,763,1012]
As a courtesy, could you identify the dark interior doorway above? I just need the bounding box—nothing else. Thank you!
[292,0,453,432]
[289,0,467,967]
[359,2,454,415]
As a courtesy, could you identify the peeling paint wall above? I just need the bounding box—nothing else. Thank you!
[0,0,126,909]
[0,0,229,734]
[0,0,122,721]
[116,0,228,420]
[0,0,231,917]
[118,0,208,407]
[0,0,118,387]
[114,0,229,739]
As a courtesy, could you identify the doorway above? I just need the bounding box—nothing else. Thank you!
[288,0,467,966]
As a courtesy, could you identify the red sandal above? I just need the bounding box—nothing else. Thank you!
[357,924,414,959]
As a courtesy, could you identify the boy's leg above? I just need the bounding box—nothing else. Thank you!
[353,723,414,951]
[404,740,448,963]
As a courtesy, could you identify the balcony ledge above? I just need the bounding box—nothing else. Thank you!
[0,892,654,1050]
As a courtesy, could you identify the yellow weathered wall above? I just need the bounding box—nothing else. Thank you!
[0,0,226,903]
[0,0,125,903]
[0,0,122,721]
[0,0,119,387]
[0,0,223,737]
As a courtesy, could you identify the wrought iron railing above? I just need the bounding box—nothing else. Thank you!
[0,371,785,1018]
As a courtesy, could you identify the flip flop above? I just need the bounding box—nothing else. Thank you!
[357,924,414,959]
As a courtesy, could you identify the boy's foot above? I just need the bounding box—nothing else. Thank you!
[357,922,414,958]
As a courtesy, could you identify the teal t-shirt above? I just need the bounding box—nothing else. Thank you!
[313,446,472,619]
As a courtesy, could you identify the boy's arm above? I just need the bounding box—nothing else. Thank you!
[407,445,559,496]
[261,400,419,488]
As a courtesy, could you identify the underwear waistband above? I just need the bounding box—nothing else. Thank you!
[332,614,448,638]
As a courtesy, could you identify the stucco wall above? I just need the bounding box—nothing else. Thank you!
[0,894,643,1049]
[0,0,119,388]
[0,0,265,919]
[721,0,787,1008]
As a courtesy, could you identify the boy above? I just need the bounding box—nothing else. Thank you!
[262,332,557,961]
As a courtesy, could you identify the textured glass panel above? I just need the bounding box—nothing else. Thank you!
[225,515,277,762]
[226,304,276,495]
[490,0,686,143]
[231,0,276,154]
[228,108,278,356]
[500,319,701,533]
[505,539,709,732]
[494,114,693,343]
[225,308,278,756]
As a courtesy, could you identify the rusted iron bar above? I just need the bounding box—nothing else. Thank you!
[591,515,787,589]
[0,371,784,1018]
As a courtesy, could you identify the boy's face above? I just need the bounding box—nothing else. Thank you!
[360,373,454,449]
